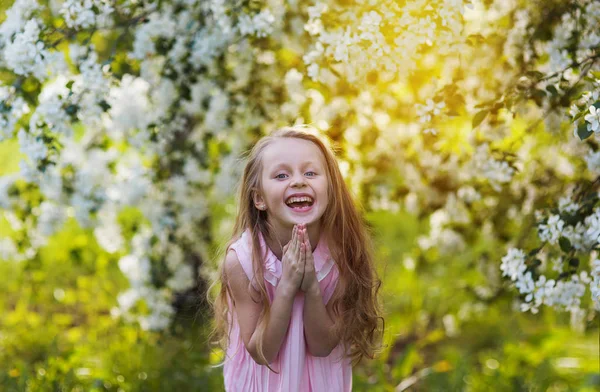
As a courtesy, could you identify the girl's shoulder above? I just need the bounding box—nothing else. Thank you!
[228,228,251,252]
[227,229,256,284]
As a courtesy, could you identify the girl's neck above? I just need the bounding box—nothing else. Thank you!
[264,221,322,261]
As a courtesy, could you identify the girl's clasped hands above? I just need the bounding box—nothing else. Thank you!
[280,223,318,294]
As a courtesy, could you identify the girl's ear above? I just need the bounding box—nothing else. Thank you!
[252,190,266,210]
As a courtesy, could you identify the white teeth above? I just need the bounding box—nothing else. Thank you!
[286,196,313,205]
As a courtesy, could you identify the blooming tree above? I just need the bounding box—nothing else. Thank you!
[298,0,600,327]
[0,0,599,334]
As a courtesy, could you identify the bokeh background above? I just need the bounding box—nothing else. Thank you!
[1,0,599,390]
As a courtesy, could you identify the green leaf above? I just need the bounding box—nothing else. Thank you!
[584,191,598,202]
[472,110,489,128]
[531,89,546,99]
[545,85,558,95]
[528,247,542,257]
[572,109,586,123]
[66,80,74,90]
[593,101,600,110]
[65,104,78,115]
[559,237,572,252]
[474,98,497,109]
[467,34,485,42]
[568,258,579,267]
[525,71,545,80]
[576,122,593,140]
[98,100,111,111]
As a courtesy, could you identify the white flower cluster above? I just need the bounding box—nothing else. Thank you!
[0,85,30,141]
[569,88,600,138]
[537,214,564,245]
[0,175,17,209]
[533,202,600,252]
[93,207,124,254]
[29,76,74,137]
[17,128,47,168]
[0,0,39,44]
[546,13,577,73]
[69,45,112,129]
[501,248,596,313]
[238,10,276,37]
[36,201,67,236]
[591,258,600,310]
[417,194,470,255]
[105,74,153,135]
[558,196,580,215]
[470,144,515,191]
[585,105,600,133]
[113,286,175,331]
[416,99,446,135]
[2,19,66,80]
[60,0,114,29]
[111,227,198,330]
[0,236,19,261]
[130,7,179,60]
[303,0,468,82]
[503,9,530,67]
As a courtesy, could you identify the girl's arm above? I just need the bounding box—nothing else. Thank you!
[225,249,297,365]
[303,282,340,357]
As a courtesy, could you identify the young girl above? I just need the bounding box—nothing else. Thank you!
[211,126,384,391]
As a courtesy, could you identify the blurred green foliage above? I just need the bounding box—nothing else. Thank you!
[0,196,597,390]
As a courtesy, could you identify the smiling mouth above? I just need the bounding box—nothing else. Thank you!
[285,198,315,212]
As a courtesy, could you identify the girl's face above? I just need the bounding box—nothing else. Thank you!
[255,138,329,229]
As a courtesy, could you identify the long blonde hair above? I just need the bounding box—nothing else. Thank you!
[208,125,384,367]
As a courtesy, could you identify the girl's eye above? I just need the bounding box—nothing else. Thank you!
[275,171,316,179]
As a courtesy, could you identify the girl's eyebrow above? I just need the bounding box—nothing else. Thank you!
[271,161,318,171]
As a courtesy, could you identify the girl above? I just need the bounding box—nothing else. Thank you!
[210,126,384,391]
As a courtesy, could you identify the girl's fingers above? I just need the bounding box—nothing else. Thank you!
[296,227,303,257]
[292,225,299,255]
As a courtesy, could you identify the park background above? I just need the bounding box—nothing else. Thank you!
[0,0,599,390]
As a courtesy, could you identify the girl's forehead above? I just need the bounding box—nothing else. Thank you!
[262,138,325,167]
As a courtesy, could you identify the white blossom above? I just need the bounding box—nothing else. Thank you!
[471,144,515,191]
[106,75,152,135]
[558,196,580,215]
[585,105,600,133]
[238,10,276,38]
[0,237,19,261]
[94,207,124,254]
[18,129,47,163]
[118,254,151,287]
[60,0,114,29]
[0,0,40,42]
[500,248,527,281]
[590,258,600,310]
[584,207,600,246]
[166,263,195,291]
[538,214,565,245]
[36,201,66,236]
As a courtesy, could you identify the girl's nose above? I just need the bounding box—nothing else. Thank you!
[290,174,307,188]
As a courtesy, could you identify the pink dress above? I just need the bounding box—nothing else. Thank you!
[223,228,352,391]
